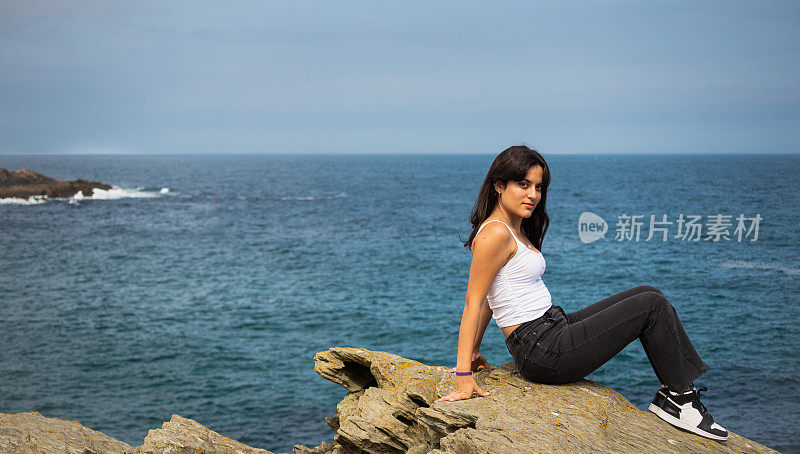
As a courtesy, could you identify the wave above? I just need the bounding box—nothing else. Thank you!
[0,195,48,205]
[279,192,346,201]
[0,187,171,205]
[720,260,800,275]
[71,187,167,200]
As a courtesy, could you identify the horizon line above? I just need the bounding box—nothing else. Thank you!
[1,152,799,157]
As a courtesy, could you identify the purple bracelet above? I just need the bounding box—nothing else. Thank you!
[455,371,472,376]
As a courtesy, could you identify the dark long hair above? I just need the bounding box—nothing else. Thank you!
[462,145,551,251]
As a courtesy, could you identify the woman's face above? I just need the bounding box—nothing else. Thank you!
[495,165,544,219]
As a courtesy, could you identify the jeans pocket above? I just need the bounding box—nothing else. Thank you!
[522,323,549,348]
[521,321,559,368]
[519,333,560,384]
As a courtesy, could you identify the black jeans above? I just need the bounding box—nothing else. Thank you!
[504,285,709,392]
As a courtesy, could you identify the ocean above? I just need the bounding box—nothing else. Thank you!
[1,153,798,453]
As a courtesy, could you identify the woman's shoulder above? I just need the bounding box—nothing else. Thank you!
[472,221,516,255]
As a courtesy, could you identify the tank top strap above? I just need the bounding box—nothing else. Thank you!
[476,219,521,245]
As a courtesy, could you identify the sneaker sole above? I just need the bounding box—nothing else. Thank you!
[648,404,728,441]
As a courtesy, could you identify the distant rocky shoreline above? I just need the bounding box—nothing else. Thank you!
[0,348,781,453]
[0,167,111,199]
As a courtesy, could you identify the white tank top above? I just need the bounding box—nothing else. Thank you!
[475,220,552,328]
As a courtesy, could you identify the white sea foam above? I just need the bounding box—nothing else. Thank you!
[72,187,162,200]
[721,260,800,275]
[1,187,171,205]
[0,195,48,205]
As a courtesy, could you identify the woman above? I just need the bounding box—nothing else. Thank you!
[435,145,728,442]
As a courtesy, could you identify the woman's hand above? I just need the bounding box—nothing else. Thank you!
[446,352,496,373]
[435,374,491,402]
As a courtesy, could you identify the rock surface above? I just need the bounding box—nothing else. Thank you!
[0,167,111,199]
[0,347,782,453]
[0,412,278,454]
[134,414,274,454]
[0,411,134,454]
[297,347,780,454]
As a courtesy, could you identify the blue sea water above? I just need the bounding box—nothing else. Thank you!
[0,153,798,453]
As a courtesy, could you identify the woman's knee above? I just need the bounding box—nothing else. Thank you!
[636,285,663,295]
[631,290,670,312]
[645,291,671,312]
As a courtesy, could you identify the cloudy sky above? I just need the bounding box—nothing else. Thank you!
[1,1,798,154]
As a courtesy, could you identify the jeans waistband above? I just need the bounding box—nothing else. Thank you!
[505,305,563,346]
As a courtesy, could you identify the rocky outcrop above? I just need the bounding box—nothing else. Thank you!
[298,347,780,454]
[134,414,274,454]
[0,167,111,199]
[0,412,278,454]
[0,348,781,453]
[0,411,134,454]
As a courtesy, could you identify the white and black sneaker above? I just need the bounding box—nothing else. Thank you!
[648,384,728,441]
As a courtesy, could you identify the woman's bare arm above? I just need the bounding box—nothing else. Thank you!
[456,226,509,372]
[446,296,494,373]
[436,223,512,402]
[473,297,492,354]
